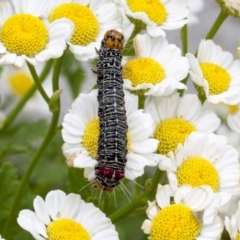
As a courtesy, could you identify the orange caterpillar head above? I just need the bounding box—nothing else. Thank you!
[103,30,124,50]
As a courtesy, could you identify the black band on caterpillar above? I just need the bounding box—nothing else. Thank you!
[92,30,128,191]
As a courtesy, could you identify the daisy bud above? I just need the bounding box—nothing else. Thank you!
[216,0,240,17]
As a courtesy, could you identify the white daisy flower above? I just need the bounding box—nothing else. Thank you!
[186,39,240,105]
[62,89,159,185]
[0,0,74,68]
[46,0,134,61]
[122,33,189,96]
[0,235,5,240]
[216,0,240,16]
[144,93,221,156]
[142,184,223,240]
[115,0,189,38]
[224,201,240,240]
[17,189,119,240]
[160,132,240,206]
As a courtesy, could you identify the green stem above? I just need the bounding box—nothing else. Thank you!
[205,9,228,40]
[27,62,50,104]
[2,57,63,238]
[3,111,59,237]
[181,24,188,55]
[110,169,164,223]
[52,56,64,93]
[178,24,188,96]
[1,60,53,132]
[138,91,146,109]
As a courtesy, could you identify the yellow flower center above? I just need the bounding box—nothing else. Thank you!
[123,58,165,87]
[127,0,167,25]
[49,3,99,46]
[47,218,90,240]
[0,14,48,57]
[82,118,131,158]
[236,232,240,240]
[82,118,100,158]
[200,62,231,95]
[177,157,220,192]
[154,118,196,155]
[228,104,239,114]
[9,72,33,96]
[151,204,200,240]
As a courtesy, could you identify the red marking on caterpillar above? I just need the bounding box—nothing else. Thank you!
[97,167,125,178]
[91,30,128,191]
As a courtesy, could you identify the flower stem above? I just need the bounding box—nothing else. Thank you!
[110,169,163,223]
[178,25,188,96]
[27,62,50,104]
[138,91,146,109]
[2,56,64,238]
[181,24,188,55]
[205,9,228,40]
[3,110,59,238]
[52,56,64,93]
[1,60,53,132]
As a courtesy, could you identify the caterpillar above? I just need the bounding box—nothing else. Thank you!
[92,30,128,191]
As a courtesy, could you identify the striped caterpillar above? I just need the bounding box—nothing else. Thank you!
[92,30,128,191]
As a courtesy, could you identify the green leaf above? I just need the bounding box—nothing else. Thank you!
[0,120,48,160]
[0,162,20,226]
[67,167,89,195]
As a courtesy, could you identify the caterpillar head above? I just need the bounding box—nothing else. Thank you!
[102,29,124,50]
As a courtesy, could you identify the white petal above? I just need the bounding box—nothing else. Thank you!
[17,210,47,238]
[45,190,66,220]
[198,216,223,239]
[0,53,18,66]
[141,219,152,234]
[33,196,50,225]
[48,18,74,42]
[22,0,49,17]
[156,184,171,208]
[130,139,158,153]
[227,111,240,134]
[0,2,12,24]
[146,25,166,38]
[146,201,158,220]
[62,193,82,219]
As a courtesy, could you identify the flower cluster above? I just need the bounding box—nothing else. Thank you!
[0,0,133,67]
